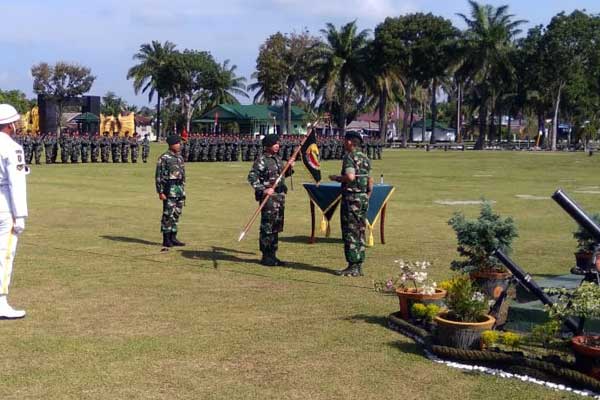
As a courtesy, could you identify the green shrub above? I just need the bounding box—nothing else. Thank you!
[501,332,521,348]
[411,303,427,319]
[481,330,500,348]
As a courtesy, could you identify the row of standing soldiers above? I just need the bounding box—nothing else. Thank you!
[179,133,384,163]
[14,131,151,164]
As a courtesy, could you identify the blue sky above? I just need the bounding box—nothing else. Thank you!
[2,0,598,106]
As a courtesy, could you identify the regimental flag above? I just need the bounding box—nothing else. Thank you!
[300,129,321,183]
[181,127,189,142]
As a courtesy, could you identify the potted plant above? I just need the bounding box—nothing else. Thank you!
[391,260,446,320]
[573,213,600,273]
[448,201,518,299]
[434,276,495,349]
[546,282,600,379]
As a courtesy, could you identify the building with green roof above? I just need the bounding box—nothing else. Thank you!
[199,104,308,135]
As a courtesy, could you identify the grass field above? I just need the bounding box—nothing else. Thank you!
[2,146,599,399]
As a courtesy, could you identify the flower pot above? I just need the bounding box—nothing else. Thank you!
[470,270,511,300]
[434,313,496,350]
[572,335,600,379]
[395,288,446,320]
[574,251,594,270]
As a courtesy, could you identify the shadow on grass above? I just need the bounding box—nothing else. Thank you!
[387,341,424,357]
[279,235,342,244]
[343,314,388,328]
[180,246,338,275]
[100,235,160,246]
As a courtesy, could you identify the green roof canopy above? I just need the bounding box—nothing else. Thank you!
[73,112,100,123]
[199,104,306,122]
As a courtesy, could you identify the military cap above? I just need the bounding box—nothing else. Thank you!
[262,134,280,148]
[166,135,181,145]
[345,131,363,143]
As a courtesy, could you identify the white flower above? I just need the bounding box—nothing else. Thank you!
[472,292,485,303]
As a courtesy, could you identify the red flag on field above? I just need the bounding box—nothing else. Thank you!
[181,127,189,142]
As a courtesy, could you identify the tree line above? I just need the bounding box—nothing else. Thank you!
[13,1,600,148]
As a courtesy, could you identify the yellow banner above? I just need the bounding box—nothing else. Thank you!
[99,113,135,136]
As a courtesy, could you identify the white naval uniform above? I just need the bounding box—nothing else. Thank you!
[0,131,28,295]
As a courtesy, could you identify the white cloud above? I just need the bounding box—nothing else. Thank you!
[269,0,419,20]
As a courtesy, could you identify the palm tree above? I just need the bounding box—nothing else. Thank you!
[127,40,178,140]
[317,21,370,134]
[208,59,249,108]
[457,1,526,149]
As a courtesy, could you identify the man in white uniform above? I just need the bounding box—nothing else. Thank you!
[0,104,28,319]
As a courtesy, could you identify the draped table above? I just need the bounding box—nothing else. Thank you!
[302,182,395,245]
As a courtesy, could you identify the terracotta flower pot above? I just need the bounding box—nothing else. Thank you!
[470,270,512,300]
[572,335,600,379]
[395,288,447,320]
[434,313,496,350]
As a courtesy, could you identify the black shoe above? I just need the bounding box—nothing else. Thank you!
[260,255,277,266]
[335,264,361,277]
[273,256,286,267]
[162,232,173,248]
[170,233,185,247]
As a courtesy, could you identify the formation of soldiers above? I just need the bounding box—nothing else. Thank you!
[14,130,152,164]
[179,133,384,163]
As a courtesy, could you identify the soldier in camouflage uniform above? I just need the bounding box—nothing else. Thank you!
[111,134,121,163]
[130,133,140,163]
[329,131,372,277]
[155,136,186,249]
[247,135,294,266]
[70,132,81,163]
[43,133,54,164]
[90,132,100,163]
[32,133,42,164]
[142,134,150,163]
[80,133,90,163]
[121,132,130,163]
[100,132,110,162]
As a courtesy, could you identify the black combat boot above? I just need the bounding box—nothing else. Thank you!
[260,253,277,266]
[170,232,186,247]
[335,264,360,277]
[272,254,286,267]
[162,232,173,248]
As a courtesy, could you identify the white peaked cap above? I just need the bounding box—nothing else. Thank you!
[0,104,20,124]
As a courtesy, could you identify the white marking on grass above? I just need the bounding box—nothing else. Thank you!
[575,190,600,195]
[515,195,548,201]
[434,200,495,206]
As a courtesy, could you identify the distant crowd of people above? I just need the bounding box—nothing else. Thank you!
[179,133,384,163]
[13,130,385,165]
[14,130,151,164]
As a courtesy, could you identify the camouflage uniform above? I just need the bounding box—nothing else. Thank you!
[43,134,54,164]
[121,134,130,163]
[32,135,42,164]
[90,134,100,163]
[101,134,111,162]
[141,136,150,163]
[111,135,121,163]
[247,146,292,265]
[80,134,90,163]
[70,135,81,163]
[130,135,139,163]
[155,149,186,239]
[339,147,371,275]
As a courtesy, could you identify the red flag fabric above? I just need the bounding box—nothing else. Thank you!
[181,127,189,141]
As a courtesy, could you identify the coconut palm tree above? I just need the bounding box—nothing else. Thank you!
[207,59,249,108]
[127,40,178,140]
[457,1,526,149]
[316,21,370,134]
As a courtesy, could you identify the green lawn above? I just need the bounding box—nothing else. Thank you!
[2,147,598,399]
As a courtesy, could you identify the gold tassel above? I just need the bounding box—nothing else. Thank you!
[367,226,374,247]
[326,220,331,238]
[320,215,327,234]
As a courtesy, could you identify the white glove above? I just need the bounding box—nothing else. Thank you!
[13,217,25,235]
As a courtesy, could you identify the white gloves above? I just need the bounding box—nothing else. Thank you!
[13,217,25,235]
